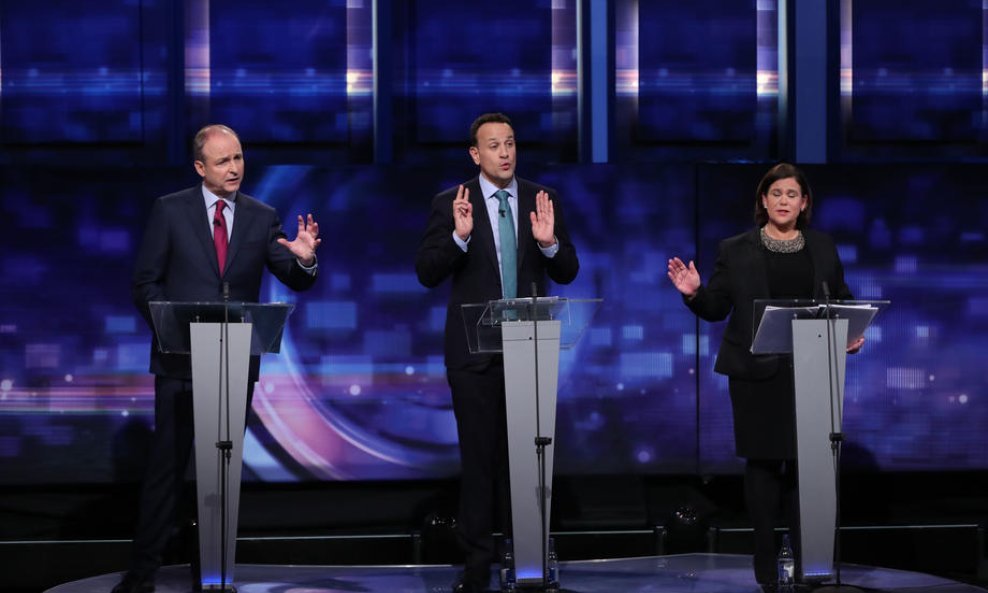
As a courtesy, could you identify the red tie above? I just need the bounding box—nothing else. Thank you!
[213,200,228,275]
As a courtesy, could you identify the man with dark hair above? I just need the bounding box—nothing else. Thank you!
[115,124,320,593]
[416,113,579,592]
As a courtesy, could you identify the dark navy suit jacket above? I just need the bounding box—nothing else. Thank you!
[132,185,317,380]
[415,176,579,371]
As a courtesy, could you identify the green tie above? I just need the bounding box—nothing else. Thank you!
[495,189,517,299]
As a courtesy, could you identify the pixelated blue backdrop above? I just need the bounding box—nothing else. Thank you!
[1,162,986,484]
[2,0,988,485]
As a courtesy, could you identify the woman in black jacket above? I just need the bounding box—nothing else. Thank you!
[667,163,864,587]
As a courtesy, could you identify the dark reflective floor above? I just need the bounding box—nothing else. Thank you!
[47,554,986,593]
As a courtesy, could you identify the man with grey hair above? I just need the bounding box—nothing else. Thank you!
[115,124,321,593]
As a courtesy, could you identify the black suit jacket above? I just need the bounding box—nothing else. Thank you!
[415,176,580,370]
[687,227,853,380]
[132,185,317,380]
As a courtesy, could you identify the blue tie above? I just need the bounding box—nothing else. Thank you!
[495,190,517,299]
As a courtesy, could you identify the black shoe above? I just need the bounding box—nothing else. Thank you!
[111,573,155,593]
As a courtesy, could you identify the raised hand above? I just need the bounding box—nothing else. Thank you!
[530,190,556,247]
[278,213,320,266]
[667,257,701,297]
[847,336,865,354]
[453,185,473,241]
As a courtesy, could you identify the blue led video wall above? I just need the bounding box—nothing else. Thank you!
[0,1,170,143]
[845,0,982,143]
[613,0,780,161]
[637,0,757,143]
[2,0,988,486]
[394,0,578,156]
[205,0,353,143]
[1,162,987,485]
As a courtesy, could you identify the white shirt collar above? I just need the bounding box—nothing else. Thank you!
[202,185,236,211]
[478,175,518,201]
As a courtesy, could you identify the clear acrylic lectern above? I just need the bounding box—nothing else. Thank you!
[751,299,889,583]
[148,301,294,591]
[461,296,601,590]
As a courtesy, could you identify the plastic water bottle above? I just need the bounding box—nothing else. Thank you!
[777,533,795,592]
[500,538,516,591]
[547,537,559,587]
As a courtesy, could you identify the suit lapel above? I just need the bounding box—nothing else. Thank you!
[226,192,255,275]
[467,178,501,281]
[187,187,223,277]
[744,228,771,296]
[515,180,535,271]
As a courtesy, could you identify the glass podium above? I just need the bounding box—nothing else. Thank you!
[751,299,889,583]
[460,297,601,590]
[148,301,294,591]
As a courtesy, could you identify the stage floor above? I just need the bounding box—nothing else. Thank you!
[47,553,986,593]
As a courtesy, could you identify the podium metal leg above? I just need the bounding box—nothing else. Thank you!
[190,323,252,590]
[791,319,848,582]
[502,320,562,587]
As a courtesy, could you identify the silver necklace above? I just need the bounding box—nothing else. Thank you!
[760,226,805,253]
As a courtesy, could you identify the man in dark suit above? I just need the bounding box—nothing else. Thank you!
[415,113,579,593]
[115,124,320,593]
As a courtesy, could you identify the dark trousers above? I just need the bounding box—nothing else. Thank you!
[447,365,512,589]
[128,375,253,580]
[745,458,799,585]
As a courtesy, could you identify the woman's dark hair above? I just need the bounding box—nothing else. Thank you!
[753,162,813,228]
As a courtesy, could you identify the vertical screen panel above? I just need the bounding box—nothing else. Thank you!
[206,0,350,142]
[845,0,982,143]
[407,0,554,144]
[615,0,779,161]
[637,0,758,143]
[0,1,161,143]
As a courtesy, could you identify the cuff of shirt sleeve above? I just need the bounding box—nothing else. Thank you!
[539,237,559,258]
[298,255,318,274]
[452,230,470,252]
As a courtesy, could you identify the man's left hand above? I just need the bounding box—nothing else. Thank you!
[278,213,320,266]
[530,190,557,248]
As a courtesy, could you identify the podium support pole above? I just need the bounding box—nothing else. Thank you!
[791,318,848,583]
[502,320,562,587]
[190,322,252,590]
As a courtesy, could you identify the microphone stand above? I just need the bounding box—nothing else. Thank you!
[216,282,234,593]
[814,282,862,593]
[530,282,554,592]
